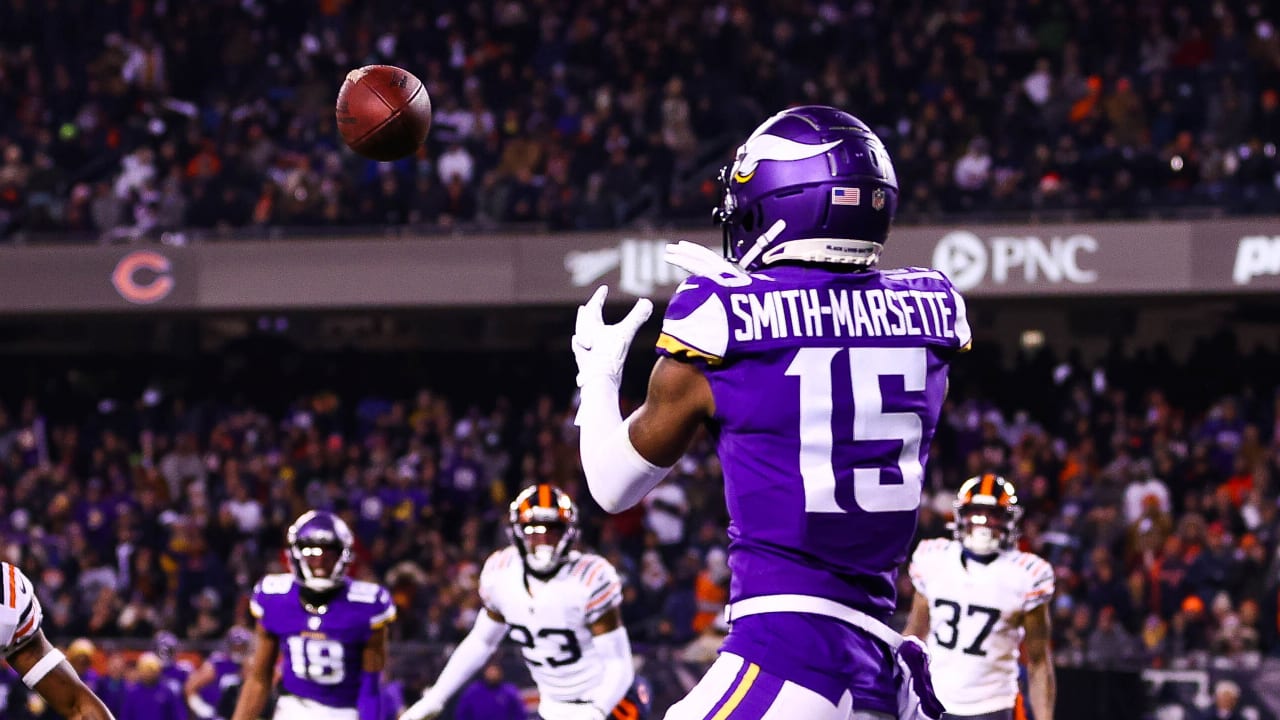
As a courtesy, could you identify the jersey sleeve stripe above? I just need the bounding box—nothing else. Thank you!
[370,605,397,629]
[588,578,619,601]
[583,561,607,587]
[656,333,724,365]
[13,615,36,642]
[585,582,621,612]
[6,565,15,608]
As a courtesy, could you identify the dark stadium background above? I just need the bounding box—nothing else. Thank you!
[3,1,1280,719]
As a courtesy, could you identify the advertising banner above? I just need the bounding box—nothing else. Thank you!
[0,217,1276,314]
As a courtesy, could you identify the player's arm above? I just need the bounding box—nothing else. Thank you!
[229,624,278,720]
[582,607,635,718]
[6,631,115,720]
[358,625,389,720]
[903,590,931,640]
[1022,602,1056,720]
[183,660,219,719]
[402,609,508,720]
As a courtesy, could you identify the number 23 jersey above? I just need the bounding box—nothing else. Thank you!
[250,575,396,709]
[479,547,623,702]
[908,539,1055,715]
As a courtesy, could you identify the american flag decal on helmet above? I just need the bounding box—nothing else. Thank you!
[831,187,861,205]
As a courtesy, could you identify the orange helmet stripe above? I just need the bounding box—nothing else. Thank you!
[539,484,551,508]
[980,474,995,497]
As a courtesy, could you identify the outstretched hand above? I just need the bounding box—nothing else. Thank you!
[571,286,653,388]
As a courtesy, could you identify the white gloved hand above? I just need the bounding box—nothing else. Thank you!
[663,240,750,285]
[400,693,444,720]
[539,699,608,720]
[572,285,653,388]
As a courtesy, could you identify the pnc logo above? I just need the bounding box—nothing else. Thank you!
[932,230,1099,292]
[931,231,988,291]
[111,250,175,305]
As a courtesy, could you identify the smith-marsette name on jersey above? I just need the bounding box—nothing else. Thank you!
[729,288,958,342]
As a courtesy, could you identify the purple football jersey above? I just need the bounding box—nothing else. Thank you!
[657,264,970,620]
[197,652,242,711]
[250,575,396,709]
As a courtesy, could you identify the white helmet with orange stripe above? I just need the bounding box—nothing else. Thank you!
[508,483,580,576]
[952,474,1023,556]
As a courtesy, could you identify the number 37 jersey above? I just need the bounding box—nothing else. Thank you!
[909,539,1055,715]
[657,265,970,619]
[479,547,623,702]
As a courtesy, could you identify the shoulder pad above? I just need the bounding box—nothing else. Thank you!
[479,547,519,613]
[657,278,731,365]
[567,554,623,623]
[1015,553,1056,611]
[347,582,396,629]
[250,574,294,621]
[0,563,43,658]
[912,538,954,559]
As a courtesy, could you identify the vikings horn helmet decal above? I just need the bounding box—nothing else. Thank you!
[714,105,899,271]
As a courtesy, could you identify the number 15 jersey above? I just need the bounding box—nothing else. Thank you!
[657,265,970,620]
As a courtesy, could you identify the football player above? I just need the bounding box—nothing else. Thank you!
[0,562,116,719]
[185,626,253,719]
[402,484,646,720]
[231,511,396,720]
[572,105,962,720]
[904,475,1055,720]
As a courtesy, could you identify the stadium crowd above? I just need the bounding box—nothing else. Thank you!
[0,328,1277,685]
[2,0,1280,242]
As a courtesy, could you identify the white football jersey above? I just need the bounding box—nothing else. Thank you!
[908,538,1054,715]
[479,546,624,703]
[0,563,43,659]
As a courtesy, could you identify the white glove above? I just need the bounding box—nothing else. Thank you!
[539,699,608,720]
[663,241,750,285]
[572,285,653,388]
[400,693,444,720]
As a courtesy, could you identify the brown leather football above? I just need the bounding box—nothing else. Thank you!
[335,65,432,162]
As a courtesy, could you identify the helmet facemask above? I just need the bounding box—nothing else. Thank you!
[954,503,1022,556]
[286,510,355,595]
[508,485,579,577]
[290,542,351,592]
[514,521,576,575]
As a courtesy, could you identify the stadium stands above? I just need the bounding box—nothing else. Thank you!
[2,0,1280,243]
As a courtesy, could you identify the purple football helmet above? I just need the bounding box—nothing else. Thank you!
[286,510,354,592]
[714,105,899,271]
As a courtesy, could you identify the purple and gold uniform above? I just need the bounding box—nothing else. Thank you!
[653,106,961,720]
[249,575,395,717]
[658,265,968,715]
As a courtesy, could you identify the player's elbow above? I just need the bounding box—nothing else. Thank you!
[1026,645,1053,669]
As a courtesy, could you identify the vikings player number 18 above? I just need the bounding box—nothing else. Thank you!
[285,637,345,685]
[788,346,927,514]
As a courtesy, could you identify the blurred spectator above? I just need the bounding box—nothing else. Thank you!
[3,1,1280,243]
[120,652,186,720]
[1201,679,1245,720]
[453,663,524,720]
[1086,605,1140,669]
